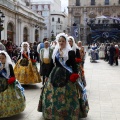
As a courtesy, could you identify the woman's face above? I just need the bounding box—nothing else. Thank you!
[68,39,73,47]
[23,44,28,50]
[78,42,82,47]
[58,37,66,49]
[0,54,6,64]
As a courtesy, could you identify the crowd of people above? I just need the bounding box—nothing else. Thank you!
[0,33,89,120]
[88,42,120,66]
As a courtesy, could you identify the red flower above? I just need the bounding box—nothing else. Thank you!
[8,77,16,84]
[75,58,82,63]
[70,73,79,83]
[31,59,36,63]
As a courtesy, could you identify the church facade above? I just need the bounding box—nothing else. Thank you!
[68,0,120,44]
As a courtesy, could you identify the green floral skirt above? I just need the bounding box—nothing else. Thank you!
[41,79,89,120]
[0,83,26,118]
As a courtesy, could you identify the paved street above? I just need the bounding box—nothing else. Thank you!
[1,53,120,120]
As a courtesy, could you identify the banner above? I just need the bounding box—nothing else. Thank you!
[91,30,120,42]
[71,26,79,39]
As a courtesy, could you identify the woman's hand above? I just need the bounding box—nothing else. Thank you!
[45,77,48,82]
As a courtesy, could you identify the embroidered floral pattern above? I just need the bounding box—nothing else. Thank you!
[40,79,89,120]
[0,84,26,118]
[14,60,41,84]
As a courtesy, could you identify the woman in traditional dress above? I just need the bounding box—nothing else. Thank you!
[68,36,80,58]
[99,43,105,59]
[14,42,41,84]
[0,51,25,118]
[38,33,89,120]
[90,43,99,62]
[68,37,86,87]
[77,41,86,67]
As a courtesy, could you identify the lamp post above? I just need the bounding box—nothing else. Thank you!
[51,30,54,41]
[0,10,5,40]
[83,8,87,45]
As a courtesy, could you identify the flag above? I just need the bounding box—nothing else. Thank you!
[71,26,79,39]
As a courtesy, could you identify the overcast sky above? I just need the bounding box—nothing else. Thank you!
[61,0,68,12]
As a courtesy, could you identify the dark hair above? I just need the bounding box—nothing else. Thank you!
[0,53,6,57]
[60,36,66,41]
[43,38,48,42]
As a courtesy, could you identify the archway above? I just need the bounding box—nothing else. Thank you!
[7,22,14,42]
[35,29,39,42]
[23,27,28,41]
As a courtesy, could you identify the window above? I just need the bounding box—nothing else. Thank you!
[23,27,28,42]
[52,17,54,22]
[42,11,49,17]
[58,18,60,23]
[31,5,36,10]
[60,25,62,30]
[105,0,109,5]
[91,0,95,5]
[74,17,80,25]
[38,5,42,10]
[44,5,49,10]
[76,0,80,6]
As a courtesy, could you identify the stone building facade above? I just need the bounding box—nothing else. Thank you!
[31,0,61,39]
[0,0,45,46]
[68,0,120,44]
[50,11,68,37]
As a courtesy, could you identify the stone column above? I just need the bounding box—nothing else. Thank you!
[83,7,87,45]
[39,27,44,42]
[30,24,35,43]
[17,18,22,46]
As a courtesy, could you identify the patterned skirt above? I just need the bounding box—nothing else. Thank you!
[0,82,26,118]
[14,59,41,84]
[40,75,89,120]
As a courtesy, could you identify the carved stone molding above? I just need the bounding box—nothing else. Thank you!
[89,11,97,18]
[73,12,81,16]
[68,7,73,13]
[103,11,111,16]
[18,18,22,23]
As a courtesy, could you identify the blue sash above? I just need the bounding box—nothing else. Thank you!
[0,63,8,79]
[77,79,87,102]
[15,80,25,97]
[55,51,73,73]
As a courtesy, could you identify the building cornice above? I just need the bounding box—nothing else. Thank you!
[0,0,45,25]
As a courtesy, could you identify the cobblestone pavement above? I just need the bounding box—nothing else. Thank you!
[1,54,120,120]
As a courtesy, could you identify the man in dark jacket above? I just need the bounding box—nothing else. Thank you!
[109,43,116,66]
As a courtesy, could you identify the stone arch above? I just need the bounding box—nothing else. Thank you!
[35,29,39,42]
[23,26,29,42]
[7,21,15,42]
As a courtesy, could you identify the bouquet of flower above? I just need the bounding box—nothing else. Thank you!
[70,73,79,83]
[75,58,82,63]
[8,77,16,84]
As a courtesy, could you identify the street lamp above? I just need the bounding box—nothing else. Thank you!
[51,30,54,41]
[83,8,87,45]
[0,10,5,40]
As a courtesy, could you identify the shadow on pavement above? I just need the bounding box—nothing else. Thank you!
[0,113,25,120]
[22,84,40,90]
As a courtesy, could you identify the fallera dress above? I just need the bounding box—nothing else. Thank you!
[0,64,26,118]
[38,50,89,120]
[14,52,41,84]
